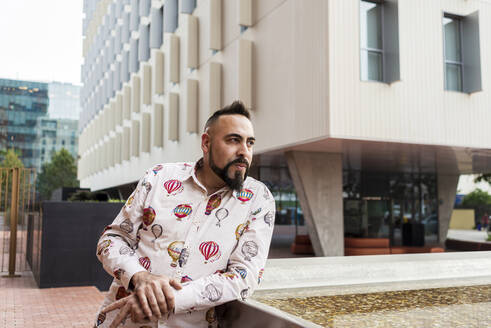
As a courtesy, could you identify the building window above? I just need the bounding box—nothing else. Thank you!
[360,0,383,81]
[443,14,463,92]
[359,0,399,83]
[443,12,482,93]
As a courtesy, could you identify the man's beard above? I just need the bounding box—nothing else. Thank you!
[209,146,249,192]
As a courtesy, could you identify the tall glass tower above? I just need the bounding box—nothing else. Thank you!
[0,78,49,170]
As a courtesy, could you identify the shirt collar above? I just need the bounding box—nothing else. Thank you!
[185,158,230,196]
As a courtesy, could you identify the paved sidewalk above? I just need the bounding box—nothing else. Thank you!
[447,229,490,243]
[0,271,104,328]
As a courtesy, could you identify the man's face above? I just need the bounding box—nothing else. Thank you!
[204,115,255,191]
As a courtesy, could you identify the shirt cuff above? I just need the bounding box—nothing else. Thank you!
[173,285,198,314]
[120,259,147,291]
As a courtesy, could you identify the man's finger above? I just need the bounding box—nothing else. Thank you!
[161,283,175,312]
[153,283,168,315]
[102,297,128,314]
[169,278,182,290]
[147,288,162,319]
[136,287,153,319]
[109,302,131,328]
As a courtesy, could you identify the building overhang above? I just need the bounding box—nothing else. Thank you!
[255,137,491,175]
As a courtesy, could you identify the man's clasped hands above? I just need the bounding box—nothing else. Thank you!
[102,271,182,328]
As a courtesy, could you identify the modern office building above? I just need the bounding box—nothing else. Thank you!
[34,117,79,170]
[0,78,49,170]
[0,79,80,172]
[78,0,491,256]
[48,82,82,120]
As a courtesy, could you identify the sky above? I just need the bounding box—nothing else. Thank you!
[0,0,83,85]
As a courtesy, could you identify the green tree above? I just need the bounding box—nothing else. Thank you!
[36,148,79,200]
[461,188,491,224]
[0,149,24,168]
[474,174,491,185]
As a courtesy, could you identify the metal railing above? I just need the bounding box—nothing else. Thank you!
[0,167,37,275]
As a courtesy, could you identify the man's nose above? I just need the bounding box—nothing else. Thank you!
[237,141,250,158]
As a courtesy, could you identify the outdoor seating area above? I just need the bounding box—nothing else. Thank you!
[291,235,445,256]
[344,237,445,256]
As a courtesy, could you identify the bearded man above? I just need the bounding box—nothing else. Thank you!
[94,101,276,328]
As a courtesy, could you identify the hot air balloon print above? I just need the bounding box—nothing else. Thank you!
[235,220,250,240]
[139,256,151,271]
[258,268,264,284]
[221,272,237,280]
[215,208,229,227]
[201,283,222,302]
[125,195,134,207]
[174,204,192,221]
[142,207,156,226]
[181,275,193,283]
[237,189,254,203]
[119,245,135,256]
[164,179,183,196]
[97,240,112,256]
[152,164,163,175]
[234,267,248,279]
[119,219,134,233]
[151,224,163,241]
[179,247,189,267]
[251,208,262,216]
[240,288,249,301]
[264,211,274,227]
[205,194,222,215]
[168,241,185,267]
[241,240,258,261]
[199,241,221,263]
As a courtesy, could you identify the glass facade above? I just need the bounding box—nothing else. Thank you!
[252,163,439,247]
[343,170,439,246]
[0,79,49,170]
[34,118,78,170]
[251,166,305,227]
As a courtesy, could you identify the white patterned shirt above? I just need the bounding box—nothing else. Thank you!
[95,161,276,328]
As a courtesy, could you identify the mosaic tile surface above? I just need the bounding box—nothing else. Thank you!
[257,285,491,327]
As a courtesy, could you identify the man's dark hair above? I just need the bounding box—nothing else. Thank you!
[204,101,251,131]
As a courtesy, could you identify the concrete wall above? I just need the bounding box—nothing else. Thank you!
[285,151,344,256]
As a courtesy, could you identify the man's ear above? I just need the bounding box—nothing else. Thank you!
[201,132,211,154]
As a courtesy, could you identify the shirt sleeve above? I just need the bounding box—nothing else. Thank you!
[173,183,276,314]
[96,169,153,290]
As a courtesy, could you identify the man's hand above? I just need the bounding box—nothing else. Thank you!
[102,294,150,328]
[131,271,182,320]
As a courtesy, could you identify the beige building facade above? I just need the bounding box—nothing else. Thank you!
[78,0,491,256]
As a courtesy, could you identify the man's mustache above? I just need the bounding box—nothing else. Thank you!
[227,157,249,168]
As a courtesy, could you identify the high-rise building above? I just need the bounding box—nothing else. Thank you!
[0,79,80,173]
[34,117,79,171]
[0,78,49,170]
[48,82,82,120]
[78,0,491,255]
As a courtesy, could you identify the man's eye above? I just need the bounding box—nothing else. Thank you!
[247,141,255,147]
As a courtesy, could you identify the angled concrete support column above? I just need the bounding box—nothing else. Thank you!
[286,151,344,256]
[437,174,459,245]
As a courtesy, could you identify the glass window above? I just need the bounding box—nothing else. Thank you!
[443,15,463,92]
[360,0,383,81]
